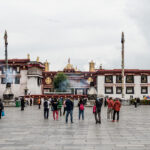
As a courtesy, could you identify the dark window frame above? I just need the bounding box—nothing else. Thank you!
[126,87,134,94]
[141,75,147,83]
[116,87,122,94]
[2,67,6,74]
[105,87,113,94]
[1,78,6,84]
[126,75,134,83]
[141,86,148,94]
[105,75,113,83]
[15,77,20,84]
[116,75,122,83]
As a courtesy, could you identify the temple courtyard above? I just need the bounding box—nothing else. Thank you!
[0,105,150,150]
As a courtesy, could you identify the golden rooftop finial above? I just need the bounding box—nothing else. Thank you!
[27,54,30,59]
[89,60,95,72]
[44,60,49,71]
[36,56,39,62]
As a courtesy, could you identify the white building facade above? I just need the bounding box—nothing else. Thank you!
[97,69,150,99]
[0,59,44,99]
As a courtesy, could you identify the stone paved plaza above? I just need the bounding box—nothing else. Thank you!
[0,105,150,150]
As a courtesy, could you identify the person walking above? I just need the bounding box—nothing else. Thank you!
[43,99,50,119]
[65,98,74,123]
[52,98,59,120]
[104,97,107,107]
[95,98,103,124]
[112,99,121,122]
[0,99,4,119]
[107,97,114,120]
[78,99,84,120]
[57,98,63,116]
[38,98,41,109]
[134,98,137,108]
[21,97,25,111]
[30,98,32,106]
[63,98,66,116]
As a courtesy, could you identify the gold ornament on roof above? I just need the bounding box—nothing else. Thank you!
[44,60,49,71]
[89,60,95,72]
[64,58,74,70]
[36,56,39,62]
[27,54,30,59]
[87,77,93,83]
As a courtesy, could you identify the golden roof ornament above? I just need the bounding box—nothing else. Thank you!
[44,60,49,71]
[27,54,30,59]
[64,58,74,70]
[89,60,95,72]
[36,56,39,62]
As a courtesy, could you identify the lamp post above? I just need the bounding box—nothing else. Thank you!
[121,32,125,99]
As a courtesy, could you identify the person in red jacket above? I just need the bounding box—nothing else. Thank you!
[107,97,114,120]
[112,98,121,122]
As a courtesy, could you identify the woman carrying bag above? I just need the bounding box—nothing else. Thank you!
[0,99,4,119]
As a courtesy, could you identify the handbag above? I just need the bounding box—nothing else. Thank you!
[2,110,5,116]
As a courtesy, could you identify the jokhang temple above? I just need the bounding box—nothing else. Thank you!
[1,54,150,100]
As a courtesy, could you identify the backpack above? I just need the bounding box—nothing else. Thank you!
[80,104,84,111]
[44,101,48,108]
[93,105,96,113]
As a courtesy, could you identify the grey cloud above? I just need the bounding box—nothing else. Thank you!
[0,0,149,71]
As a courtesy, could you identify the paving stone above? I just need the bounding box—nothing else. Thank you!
[0,105,150,150]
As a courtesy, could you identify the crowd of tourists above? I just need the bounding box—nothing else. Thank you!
[42,97,121,124]
[0,96,122,124]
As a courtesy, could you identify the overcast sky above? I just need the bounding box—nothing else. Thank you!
[0,0,149,71]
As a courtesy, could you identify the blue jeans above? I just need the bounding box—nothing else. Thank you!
[79,110,84,120]
[66,110,73,123]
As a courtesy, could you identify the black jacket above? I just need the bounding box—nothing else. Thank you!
[0,102,4,110]
[52,101,58,111]
[65,99,74,111]
[21,98,25,107]
[96,99,102,112]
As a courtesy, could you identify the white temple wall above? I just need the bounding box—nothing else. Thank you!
[27,77,42,95]
[0,69,5,98]
[97,75,150,99]
[0,70,28,98]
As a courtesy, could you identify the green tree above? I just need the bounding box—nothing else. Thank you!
[53,72,69,92]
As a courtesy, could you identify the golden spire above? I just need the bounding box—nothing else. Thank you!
[44,60,49,71]
[89,60,95,72]
[36,56,39,62]
[64,58,74,70]
[27,54,30,59]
